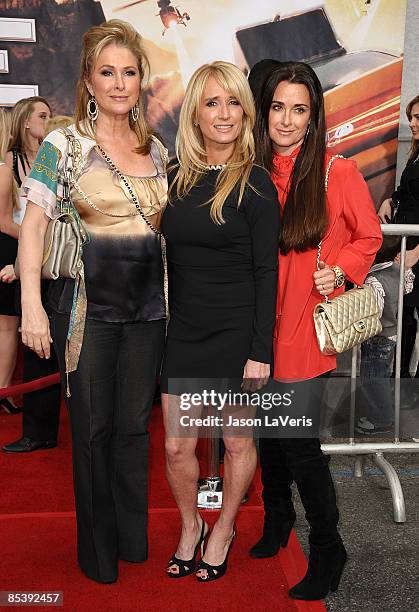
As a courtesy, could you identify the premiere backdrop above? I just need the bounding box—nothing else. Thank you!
[0,0,408,205]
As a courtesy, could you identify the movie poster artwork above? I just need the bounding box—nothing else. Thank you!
[0,0,408,204]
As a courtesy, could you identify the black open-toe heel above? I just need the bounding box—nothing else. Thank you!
[196,528,236,582]
[166,518,208,578]
[0,398,22,415]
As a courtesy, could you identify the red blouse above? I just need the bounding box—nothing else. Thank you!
[271,150,382,381]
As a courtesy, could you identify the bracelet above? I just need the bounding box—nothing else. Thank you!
[331,265,346,288]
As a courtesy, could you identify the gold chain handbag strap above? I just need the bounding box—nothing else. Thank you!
[96,144,162,234]
[71,178,138,218]
[60,130,75,212]
[317,154,345,271]
[316,155,345,302]
[61,130,88,244]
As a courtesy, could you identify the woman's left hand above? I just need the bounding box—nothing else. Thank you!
[313,261,336,297]
[242,359,270,392]
[0,264,17,283]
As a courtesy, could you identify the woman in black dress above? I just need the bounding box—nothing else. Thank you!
[161,61,280,581]
[378,95,419,387]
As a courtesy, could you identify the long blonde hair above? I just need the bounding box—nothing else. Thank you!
[0,108,19,210]
[8,96,52,154]
[75,19,152,155]
[174,61,256,224]
[0,107,11,160]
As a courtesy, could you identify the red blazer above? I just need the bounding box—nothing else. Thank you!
[271,152,382,380]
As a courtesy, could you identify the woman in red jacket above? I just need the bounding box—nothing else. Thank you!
[249,61,382,601]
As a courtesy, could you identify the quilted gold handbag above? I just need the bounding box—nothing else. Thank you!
[313,284,382,355]
[313,156,382,355]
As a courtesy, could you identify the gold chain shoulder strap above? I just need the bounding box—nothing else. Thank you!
[96,144,162,234]
[316,154,345,270]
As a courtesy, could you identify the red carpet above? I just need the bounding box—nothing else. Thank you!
[0,404,326,612]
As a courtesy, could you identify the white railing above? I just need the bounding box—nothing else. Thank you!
[322,224,419,523]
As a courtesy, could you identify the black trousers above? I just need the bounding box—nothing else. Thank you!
[22,345,61,442]
[259,373,340,550]
[259,437,339,549]
[51,313,165,583]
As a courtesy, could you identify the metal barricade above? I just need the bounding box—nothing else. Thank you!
[322,224,419,523]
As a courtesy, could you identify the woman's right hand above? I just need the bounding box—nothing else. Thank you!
[378,198,393,224]
[0,264,17,283]
[21,304,52,359]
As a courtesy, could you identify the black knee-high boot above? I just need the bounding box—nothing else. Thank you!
[250,438,296,558]
[283,439,346,600]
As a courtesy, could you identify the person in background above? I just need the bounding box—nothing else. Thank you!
[6,96,52,204]
[16,20,167,583]
[378,95,419,405]
[250,61,382,601]
[1,96,61,452]
[356,236,414,435]
[0,108,21,414]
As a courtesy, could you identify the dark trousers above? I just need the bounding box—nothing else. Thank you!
[259,372,340,550]
[51,313,165,583]
[22,345,61,441]
[259,437,339,549]
[359,336,395,426]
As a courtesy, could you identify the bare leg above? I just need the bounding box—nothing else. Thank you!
[0,314,19,390]
[196,435,257,578]
[162,393,207,574]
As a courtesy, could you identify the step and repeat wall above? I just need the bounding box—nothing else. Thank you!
[0,0,408,206]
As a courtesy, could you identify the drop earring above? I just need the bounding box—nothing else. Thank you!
[87,96,98,126]
[131,101,140,122]
[305,123,311,138]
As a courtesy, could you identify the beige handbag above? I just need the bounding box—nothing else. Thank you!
[313,156,382,355]
[15,130,87,280]
[39,208,85,279]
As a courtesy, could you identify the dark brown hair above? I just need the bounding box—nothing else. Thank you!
[406,94,419,164]
[253,61,327,254]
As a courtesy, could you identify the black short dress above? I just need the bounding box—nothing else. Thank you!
[0,232,18,316]
[0,160,19,316]
[160,165,280,392]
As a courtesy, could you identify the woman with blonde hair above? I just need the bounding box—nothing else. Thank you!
[160,61,279,581]
[17,20,167,583]
[1,95,63,446]
[0,108,21,413]
[6,96,52,200]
